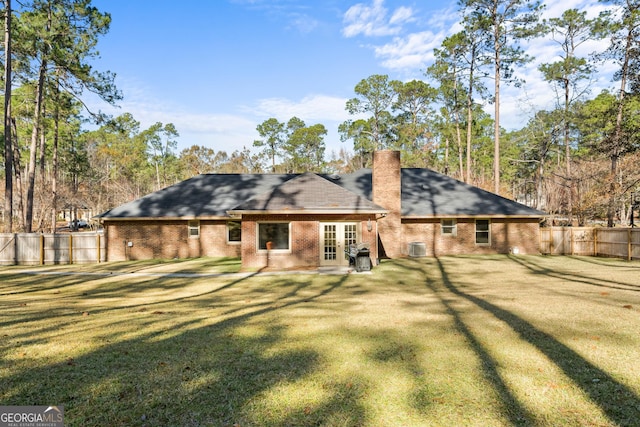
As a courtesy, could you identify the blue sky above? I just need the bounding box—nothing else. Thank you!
[87,0,614,157]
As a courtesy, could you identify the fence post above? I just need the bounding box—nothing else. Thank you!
[96,233,100,264]
[40,234,44,265]
[628,228,632,262]
[69,234,73,264]
[570,227,574,256]
[594,229,598,256]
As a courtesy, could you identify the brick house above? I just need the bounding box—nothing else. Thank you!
[97,150,545,269]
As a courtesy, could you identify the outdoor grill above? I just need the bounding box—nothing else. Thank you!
[347,243,371,272]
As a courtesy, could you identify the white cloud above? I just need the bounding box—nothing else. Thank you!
[136,108,258,153]
[542,0,608,20]
[83,81,257,152]
[342,0,414,37]
[425,5,460,31]
[250,94,350,123]
[374,31,446,70]
[389,6,413,25]
[342,1,460,74]
[288,13,319,34]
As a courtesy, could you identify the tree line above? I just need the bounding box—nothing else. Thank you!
[0,0,266,232]
[1,0,639,233]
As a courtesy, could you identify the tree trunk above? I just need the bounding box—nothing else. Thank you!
[25,0,53,232]
[51,78,60,233]
[38,106,46,179]
[444,138,450,175]
[537,157,545,210]
[25,58,47,233]
[3,0,12,233]
[451,70,464,180]
[563,76,574,225]
[12,119,24,231]
[154,160,161,190]
[466,49,476,185]
[607,23,633,227]
[493,45,501,195]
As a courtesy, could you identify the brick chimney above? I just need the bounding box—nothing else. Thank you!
[372,150,402,258]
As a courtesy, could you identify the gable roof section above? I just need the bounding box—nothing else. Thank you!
[400,169,544,217]
[97,174,296,219]
[335,168,544,217]
[228,172,386,215]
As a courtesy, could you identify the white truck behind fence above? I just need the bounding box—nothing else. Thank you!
[0,232,106,265]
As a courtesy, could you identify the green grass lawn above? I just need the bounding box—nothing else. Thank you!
[1,255,639,426]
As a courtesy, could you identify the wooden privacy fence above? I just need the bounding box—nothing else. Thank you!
[0,232,106,265]
[540,227,640,261]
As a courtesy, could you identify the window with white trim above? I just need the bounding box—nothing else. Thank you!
[475,219,490,244]
[188,220,200,238]
[257,222,290,250]
[227,221,241,243]
[441,219,457,236]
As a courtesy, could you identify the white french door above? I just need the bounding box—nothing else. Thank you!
[320,222,358,266]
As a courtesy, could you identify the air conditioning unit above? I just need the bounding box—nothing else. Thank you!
[408,242,426,257]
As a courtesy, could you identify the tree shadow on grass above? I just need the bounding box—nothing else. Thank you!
[423,266,535,426]
[1,273,357,426]
[434,257,640,426]
[564,255,640,269]
[0,272,92,297]
[508,255,640,292]
[0,271,269,347]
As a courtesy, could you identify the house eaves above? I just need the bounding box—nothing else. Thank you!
[99,215,234,221]
[228,208,386,216]
[401,214,545,219]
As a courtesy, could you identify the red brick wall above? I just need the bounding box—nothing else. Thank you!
[373,150,402,258]
[103,213,540,265]
[402,218,540,256]
[104,220,241,261]
[240,214,378,270]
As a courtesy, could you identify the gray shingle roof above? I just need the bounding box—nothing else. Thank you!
[228,172,385,214]
[97,174,295,219]
[334,168,544,217]
[400,168,544,216]
[97,168,545,219]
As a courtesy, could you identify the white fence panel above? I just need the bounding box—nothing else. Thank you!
[43,234,70,264]
[0,234,16,265]
[71,233,105,263]
[633,230,640,260]
[541,227,640,260]
[0,232,105,265]
[16,233,41,265]
[596,229,629,258]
